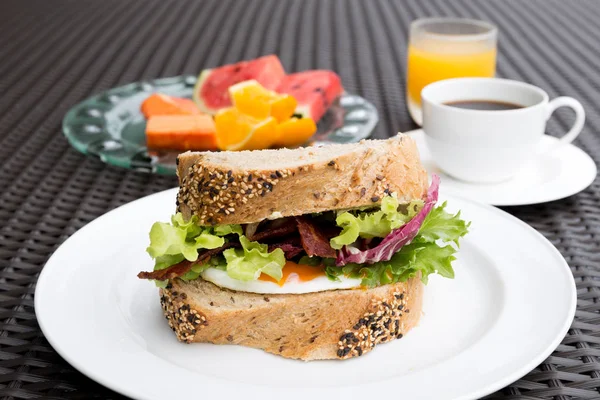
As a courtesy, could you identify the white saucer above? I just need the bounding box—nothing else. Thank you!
[406,129,597,206]
[35,189,576,400]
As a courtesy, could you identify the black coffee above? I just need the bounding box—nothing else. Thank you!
[444,100,525,111]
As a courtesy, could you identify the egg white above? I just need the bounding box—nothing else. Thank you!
[200,268,362,294]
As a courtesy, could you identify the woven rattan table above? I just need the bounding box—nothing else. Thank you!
[1,0,599,398]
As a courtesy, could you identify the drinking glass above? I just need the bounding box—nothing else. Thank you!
[406,18,498,125]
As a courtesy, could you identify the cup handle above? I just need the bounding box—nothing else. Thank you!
[546,96,585,144]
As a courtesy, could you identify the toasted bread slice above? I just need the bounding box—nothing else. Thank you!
[176,134,428,225]
[160,275,423,361]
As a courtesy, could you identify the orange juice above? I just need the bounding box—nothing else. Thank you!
[407,44,496,107]
[405,18,498,124]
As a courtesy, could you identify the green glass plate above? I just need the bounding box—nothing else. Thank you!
[63,75,379,175]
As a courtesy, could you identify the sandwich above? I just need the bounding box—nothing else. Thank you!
[137,134,469,360]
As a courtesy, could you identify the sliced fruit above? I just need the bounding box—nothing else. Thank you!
[146,115,217,151]
[277,70,344,122]
[141,93,199,119]
[273,117,317,148]
[215,108,278,151]
[194,55,286,114]
[229,80,297,122]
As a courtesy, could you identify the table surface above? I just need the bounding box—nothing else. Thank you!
[1,0,599,398]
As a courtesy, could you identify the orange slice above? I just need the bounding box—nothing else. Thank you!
[141,93,200,118]
[229,80,297,123]
[215,108,278,151]
[273,117,317,148]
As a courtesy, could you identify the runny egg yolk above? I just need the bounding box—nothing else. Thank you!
[259,261,325,286]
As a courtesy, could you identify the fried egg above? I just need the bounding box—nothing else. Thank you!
[201,267,362,294]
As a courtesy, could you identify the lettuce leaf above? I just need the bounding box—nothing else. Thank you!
[222,236,286,281]
[179,262,214,281]
[195,231,226,249]
[417,201,469,246]
[146,213,239,266]
[154,254,185,270]
[146,221,216,261]
[146,213,282,283]
[330,195,424,249]
[326,202,469,287]
[330,213,360,250]
[213,224,243,236]
[171,213,202,238]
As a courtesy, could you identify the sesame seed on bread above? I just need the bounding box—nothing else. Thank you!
[160,275,423,361]
[176,134,428,225]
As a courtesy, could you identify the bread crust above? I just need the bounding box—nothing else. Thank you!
[176,134,428,225]
[159,275,423,361]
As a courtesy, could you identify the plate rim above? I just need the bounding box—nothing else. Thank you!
[406,128,597,206]
[35,188,576,400]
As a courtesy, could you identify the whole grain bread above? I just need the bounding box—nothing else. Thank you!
[160,275,423,361]
[176,134,428,225]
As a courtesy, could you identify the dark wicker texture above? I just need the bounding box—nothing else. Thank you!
[0,0,598,398]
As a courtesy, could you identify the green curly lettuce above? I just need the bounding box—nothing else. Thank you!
[178,257,223,282]
[417,202,469,245]
[330,195,424,249]
[147,213,233,261]
[213,224,244,236]
[222,236,285,281]
[326,202,470,287]
[146,213,243,286]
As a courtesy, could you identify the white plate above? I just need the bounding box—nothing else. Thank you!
[35,189,576,400]
[407,129,597,206]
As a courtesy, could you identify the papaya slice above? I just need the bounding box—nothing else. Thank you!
[146,115,217,151]
[141,93,200,119]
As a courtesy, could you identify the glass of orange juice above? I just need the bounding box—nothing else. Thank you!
[407,18,498,125]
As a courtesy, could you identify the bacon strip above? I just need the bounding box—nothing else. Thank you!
[249,219,298,241]
[137,243,236,280]
[268,237,304,259]
[295,216,336,258]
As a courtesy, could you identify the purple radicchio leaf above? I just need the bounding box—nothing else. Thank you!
[335,174,440,266]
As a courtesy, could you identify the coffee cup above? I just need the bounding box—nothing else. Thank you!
[421,78,585,183]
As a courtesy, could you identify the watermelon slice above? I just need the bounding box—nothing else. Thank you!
[193,55,286,114]
[277,70,343,122]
